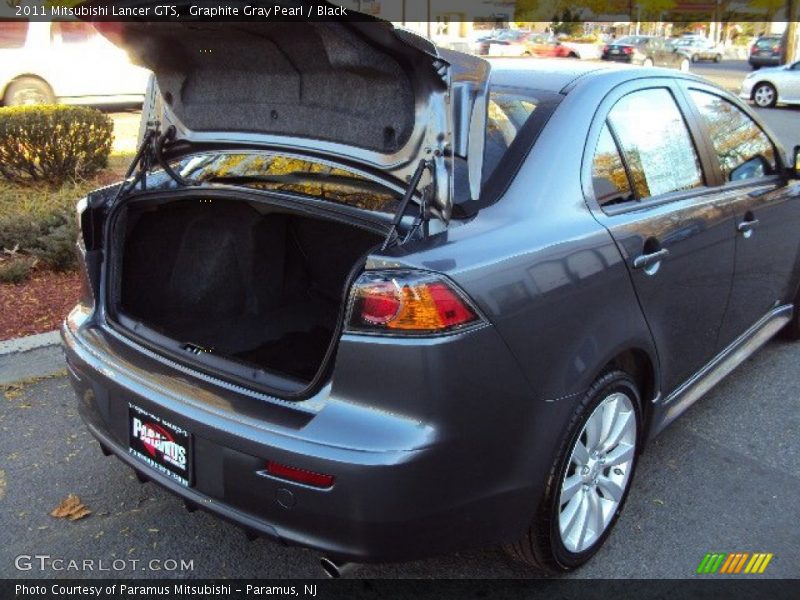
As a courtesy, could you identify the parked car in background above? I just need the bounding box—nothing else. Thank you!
[64,16,800,577]
[476,30,577,58]
[0,21,150,106]
[749,34,783,70]
[741,61,800,107]
[673,37,723,63]
[602,36,690,71]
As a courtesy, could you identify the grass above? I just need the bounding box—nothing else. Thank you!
[0,153,131,218]
[0,152,132,278]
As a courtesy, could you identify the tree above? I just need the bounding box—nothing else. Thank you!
[551,8,584,36]
[750,0,785,21]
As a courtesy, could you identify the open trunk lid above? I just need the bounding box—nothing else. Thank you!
[92,7,490,221]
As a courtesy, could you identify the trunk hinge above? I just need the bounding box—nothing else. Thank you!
[381,159,432,251]
[111,122,197,205]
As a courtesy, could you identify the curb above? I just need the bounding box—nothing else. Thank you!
[0,330,65,385]
[0,330,61,355]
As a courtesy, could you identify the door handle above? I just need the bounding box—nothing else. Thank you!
[737,218,760,233]
[633,248,670,270]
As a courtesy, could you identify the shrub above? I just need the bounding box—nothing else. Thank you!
[0,105,113,185]
[0,256,38,284]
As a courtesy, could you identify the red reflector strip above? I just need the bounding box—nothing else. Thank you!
[265,461,335,488]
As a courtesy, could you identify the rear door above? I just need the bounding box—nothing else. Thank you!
[585,81,737,393]
[680,82,800,346]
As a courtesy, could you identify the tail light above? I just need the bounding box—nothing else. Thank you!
[750,45,756,54]
[602,44,609,54]
[345,270,484,335]
[623,47,633,55]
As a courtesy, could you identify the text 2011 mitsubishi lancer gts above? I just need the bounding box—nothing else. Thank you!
[63,16,800,575]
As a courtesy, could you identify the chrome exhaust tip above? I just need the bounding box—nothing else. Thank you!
[320,556,357,578]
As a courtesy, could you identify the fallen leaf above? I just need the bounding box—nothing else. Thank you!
[0,469,5,500]
[50,494,91,521]
[653,498,665,506]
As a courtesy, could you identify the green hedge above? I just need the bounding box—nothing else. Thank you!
[0,105,113,185]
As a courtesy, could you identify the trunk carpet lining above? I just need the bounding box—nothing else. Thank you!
[118,199,379,383]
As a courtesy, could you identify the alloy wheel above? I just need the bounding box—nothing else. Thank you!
[11,87,49,106]
[680,59,690,72]
[558,392,637,553]
[753,83,776,108]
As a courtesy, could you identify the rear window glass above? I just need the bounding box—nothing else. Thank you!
[454,86,560,210]
[171,152,402,213]
[483,91,539,184]
[754,37,780,50]
[0,22,28,49]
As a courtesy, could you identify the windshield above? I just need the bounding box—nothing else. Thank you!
[170,152,403,213]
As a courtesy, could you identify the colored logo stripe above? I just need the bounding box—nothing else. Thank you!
[697,552,773,574]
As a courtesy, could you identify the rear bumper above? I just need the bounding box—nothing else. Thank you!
[748,55,781,67]
[601,54,634,63]
[63,305,555,563]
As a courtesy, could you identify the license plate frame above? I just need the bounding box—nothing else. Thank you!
[128,402,193,487]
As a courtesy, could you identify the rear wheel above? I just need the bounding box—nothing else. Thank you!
[679,58,690,72]
[504,370,641,572]
[691,53,699,63]
[714,53,722,63]
[781,290,800,340]
[753,82,777,108]
[642,58,654,67]
[3,77,55,106]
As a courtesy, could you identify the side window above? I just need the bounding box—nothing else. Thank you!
[591,124,634,207]
[607,88,704,199]
[0,22,28,49]
[688,89,776,182]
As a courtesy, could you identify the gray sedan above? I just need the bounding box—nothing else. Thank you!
[741,61,800,107]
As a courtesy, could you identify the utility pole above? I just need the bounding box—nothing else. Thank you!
[786,0,798,63]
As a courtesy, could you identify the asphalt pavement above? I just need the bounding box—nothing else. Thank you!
[2,58,798,581]
[1,335,798,579]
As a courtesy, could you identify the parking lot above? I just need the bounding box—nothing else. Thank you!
[1,58,799,580]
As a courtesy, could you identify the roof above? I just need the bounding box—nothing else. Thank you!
[487,58,633,94]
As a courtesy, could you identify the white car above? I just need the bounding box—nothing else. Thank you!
[740,61,800,108]
[0,21,150,106]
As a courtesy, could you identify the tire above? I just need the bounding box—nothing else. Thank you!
[642,58,654,67]
[781,290,800,340]
[691,53,699,63]
[567,52,579,59]
[504,370,642,573]
[714,54,722,63]
[3,77,55,106]
[751,64,760,70]
[752,82,777,108]
[679,58,690,72]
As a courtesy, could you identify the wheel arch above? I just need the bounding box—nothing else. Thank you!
[600,348,657,446]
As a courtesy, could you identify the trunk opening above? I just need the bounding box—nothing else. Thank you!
[108,194,383,396]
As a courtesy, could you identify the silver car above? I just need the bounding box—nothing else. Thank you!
[740,61,800,108]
